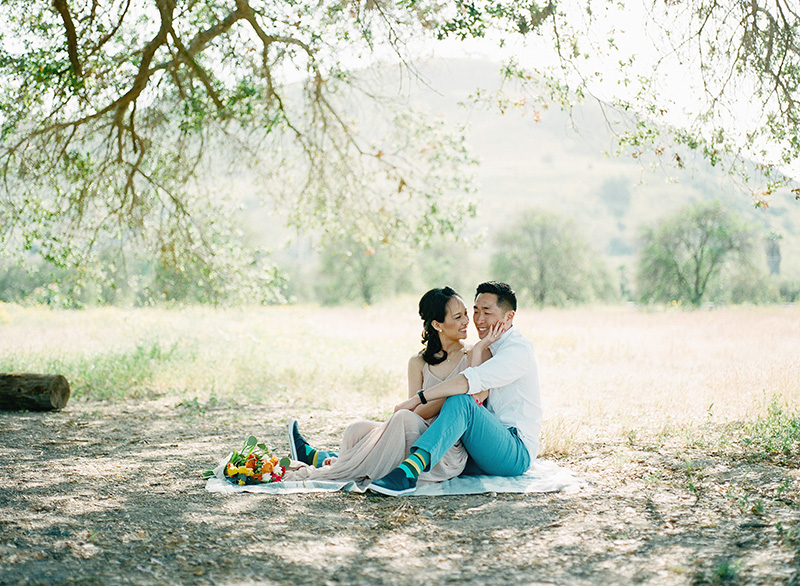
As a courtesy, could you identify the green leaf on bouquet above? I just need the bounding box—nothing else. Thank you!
[257,443,267,451]
[202,470,214,479]
[279,457,291,468]
[244,435,258,448]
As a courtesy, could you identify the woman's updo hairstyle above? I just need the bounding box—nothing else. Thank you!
[418,286,460,365]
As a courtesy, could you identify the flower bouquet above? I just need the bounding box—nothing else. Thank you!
[203,435,291,486]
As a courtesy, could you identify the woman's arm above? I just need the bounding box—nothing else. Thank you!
[469,320,508,367]
[407,355,424,399]
[412,397,446,419]
[395,321,511,412]
[408,352,458,419]
[468,321,509,404]
[467,342,493,367]
[466,343,492,405]
[408,354,446,418]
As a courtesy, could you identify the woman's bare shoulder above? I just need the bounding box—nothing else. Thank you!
[408,353,426,369]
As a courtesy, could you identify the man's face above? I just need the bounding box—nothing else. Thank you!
[473,293,506,339]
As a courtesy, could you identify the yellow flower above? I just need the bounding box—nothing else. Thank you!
[238,466,254,477]
[238,479,245,485]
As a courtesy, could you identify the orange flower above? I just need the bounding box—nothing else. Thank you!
[261,461,274,474]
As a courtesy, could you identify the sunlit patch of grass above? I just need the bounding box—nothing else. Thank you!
[529,304,800,448]
[539,415,580,457]
[0,303,415,410]
[2,339,199,400]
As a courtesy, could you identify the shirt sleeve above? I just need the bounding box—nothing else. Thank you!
[461,341,532,395]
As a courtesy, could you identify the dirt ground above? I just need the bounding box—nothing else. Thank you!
[1,397,798,586]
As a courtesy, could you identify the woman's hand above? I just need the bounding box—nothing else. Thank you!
[473,389,489,404]
[470,320,509,363]
[483,320,510,344]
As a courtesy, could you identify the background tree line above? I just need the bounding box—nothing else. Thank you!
[2,198,798,308]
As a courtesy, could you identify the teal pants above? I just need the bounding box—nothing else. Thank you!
[413,394,530,476]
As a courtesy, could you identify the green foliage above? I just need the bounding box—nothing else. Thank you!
[0,259,69,305]
[272,108,478,251]
[411,234,484,301]
[710,559,742,584]
[778,279,800,303]
[0,0,479,304]
[725,266,780,305]
[0,232,287,307]
[777,521,800,555]
[636,201,755,306]
[742,395,800,465]
[0,340,193,401]
[490,208,616,306]
[283,231,482,306]
[315,237,404,306]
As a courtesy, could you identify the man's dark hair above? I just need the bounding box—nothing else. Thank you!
[475,281,517,313]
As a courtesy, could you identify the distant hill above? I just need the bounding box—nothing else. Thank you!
[397,58,800,278]
[253,58,799,285]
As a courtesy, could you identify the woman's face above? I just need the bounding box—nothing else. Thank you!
[435,297,469,341]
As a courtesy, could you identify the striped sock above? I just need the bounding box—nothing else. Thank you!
[398,450,429,481]
[308,448,340,468]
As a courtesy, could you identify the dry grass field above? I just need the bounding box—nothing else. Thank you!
[1,300,799,585]
[1,300,796,445]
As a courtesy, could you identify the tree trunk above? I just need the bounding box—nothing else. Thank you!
[0,374,71,411]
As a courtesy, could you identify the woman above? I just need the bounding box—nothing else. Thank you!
[284,286,491,488]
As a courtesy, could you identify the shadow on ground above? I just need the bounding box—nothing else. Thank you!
[1,399,799,585]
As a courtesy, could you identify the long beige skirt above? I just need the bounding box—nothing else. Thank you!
[284,409,467,485]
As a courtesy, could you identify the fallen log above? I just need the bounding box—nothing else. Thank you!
[0,373,71,411]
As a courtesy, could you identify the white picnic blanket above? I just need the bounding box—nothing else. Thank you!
[204,458,584,496]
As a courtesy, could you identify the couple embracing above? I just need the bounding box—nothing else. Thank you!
[284,281,542,496]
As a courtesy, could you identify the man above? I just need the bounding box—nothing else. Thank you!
[368,281,542,496]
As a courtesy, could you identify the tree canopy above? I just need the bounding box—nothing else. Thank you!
[0,0,480,301]
[1,0,799,303]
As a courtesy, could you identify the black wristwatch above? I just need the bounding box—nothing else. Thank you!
[417,389,428,404]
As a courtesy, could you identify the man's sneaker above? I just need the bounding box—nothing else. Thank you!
[368,468,417,497]
[288,419,314,466]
